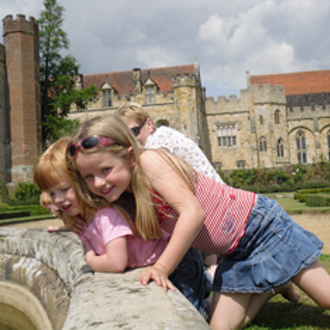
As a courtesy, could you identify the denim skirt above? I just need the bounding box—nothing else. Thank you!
[213,194,323,293]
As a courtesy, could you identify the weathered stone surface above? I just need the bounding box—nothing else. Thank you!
[0,228,210,329]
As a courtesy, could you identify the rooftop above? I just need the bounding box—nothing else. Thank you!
[82,64,195,97]
[251,70,330,95]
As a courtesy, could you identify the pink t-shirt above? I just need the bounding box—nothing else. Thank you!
[79,207,170,269]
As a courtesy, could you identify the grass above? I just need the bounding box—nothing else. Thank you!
[243,256,330,330]
[264,192,330,214]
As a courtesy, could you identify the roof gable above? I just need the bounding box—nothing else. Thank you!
[251,70,330,95]
[82,64,195,97]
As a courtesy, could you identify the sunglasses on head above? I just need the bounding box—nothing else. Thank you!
[67,135,117,158]
[130,120,146,137]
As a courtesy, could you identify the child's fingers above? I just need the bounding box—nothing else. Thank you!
[140,266,175,292]
[166,279,176,292]
[140,267,153,285]
[46,226,60,233]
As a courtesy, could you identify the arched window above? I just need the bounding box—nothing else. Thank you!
[155,119,170,128]
[277,138,284,157]
[260,115,263,125]
[259,137,267,152]
[296,130,307,163]
[275,110,280,124]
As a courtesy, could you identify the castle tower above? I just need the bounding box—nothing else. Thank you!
[0,44,11,182]
[2,15,41,182]
[171,72,212,160]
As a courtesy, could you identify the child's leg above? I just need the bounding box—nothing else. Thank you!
[210,292,250,330]
[292,259,330,310]
[210,282,300,330]
[242,282,299,326]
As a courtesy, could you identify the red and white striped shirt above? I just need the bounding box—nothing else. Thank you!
[154,173,255,255]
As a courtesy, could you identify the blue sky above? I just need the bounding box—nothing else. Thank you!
[2,0,330,99]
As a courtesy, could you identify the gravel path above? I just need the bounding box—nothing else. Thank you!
[3,213,330,254]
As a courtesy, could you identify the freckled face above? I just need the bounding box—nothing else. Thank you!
[75,149,134,203]
[47,178,80,217]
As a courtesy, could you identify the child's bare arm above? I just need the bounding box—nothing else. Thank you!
[84,237,128,273]
[139,150,205,290]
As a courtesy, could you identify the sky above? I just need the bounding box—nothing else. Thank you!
[2,0,330,99]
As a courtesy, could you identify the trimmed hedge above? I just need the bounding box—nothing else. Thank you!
[243,182,330,194]
[306,194,330,207]
[0,210,31,219]
[293,187,330,206]
[0,214,55,225]
[0,203,50,218]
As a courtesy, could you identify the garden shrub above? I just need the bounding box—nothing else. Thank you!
[12,182,41,202]
[0,211,31,219]
[0,181,9,201]
[306,194,330,207]
[0,202,12,211]
[275,169,291,184]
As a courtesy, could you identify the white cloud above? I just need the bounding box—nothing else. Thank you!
[136,47,181,69]
[2,0,330,97]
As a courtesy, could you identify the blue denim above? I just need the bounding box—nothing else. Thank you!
[169,248,209,319]
[213,194,323,293]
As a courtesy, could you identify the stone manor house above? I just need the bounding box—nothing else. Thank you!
[1,14,330,183]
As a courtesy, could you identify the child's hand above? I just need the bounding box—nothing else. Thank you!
[140,264,176,292]
[46,226,62,233]
[62,214,86,235]
[69,216,86,235]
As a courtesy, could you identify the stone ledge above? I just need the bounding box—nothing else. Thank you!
[0,228,211,330]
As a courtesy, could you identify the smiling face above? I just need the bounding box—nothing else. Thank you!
[47,175,80,217]
[75,149,134,203]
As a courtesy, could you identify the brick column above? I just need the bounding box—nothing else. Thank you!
[3,14,41,182]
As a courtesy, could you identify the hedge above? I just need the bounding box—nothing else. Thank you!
[0,210,31,219]
[306,194,330,207]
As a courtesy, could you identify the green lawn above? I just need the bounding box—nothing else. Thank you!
[244,249,330,329]
[242,193,330,329]
[264,192,330,214]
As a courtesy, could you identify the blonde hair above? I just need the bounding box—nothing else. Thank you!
[34,136,91,218]
[68,114,196,241]
[39,191,52,207]
[34,137,76,220]
[34,137,73,192]
[117,102,155,129]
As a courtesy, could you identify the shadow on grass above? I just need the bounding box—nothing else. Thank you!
[248,301,330,329]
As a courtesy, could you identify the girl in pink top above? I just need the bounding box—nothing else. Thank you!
[33,137,168,273]
[67,114,330,330]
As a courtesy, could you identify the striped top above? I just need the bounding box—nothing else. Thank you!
[154,173,255,255]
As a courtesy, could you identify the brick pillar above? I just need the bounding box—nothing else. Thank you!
[3,14,41,182]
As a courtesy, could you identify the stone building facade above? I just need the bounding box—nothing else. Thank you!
[1,14,330,183]
[68,60,213,161]
[69,68,330,172]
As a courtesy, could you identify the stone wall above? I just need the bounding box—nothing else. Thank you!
[0,227,210,330]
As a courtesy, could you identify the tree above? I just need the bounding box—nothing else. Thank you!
[39,0,97,145]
